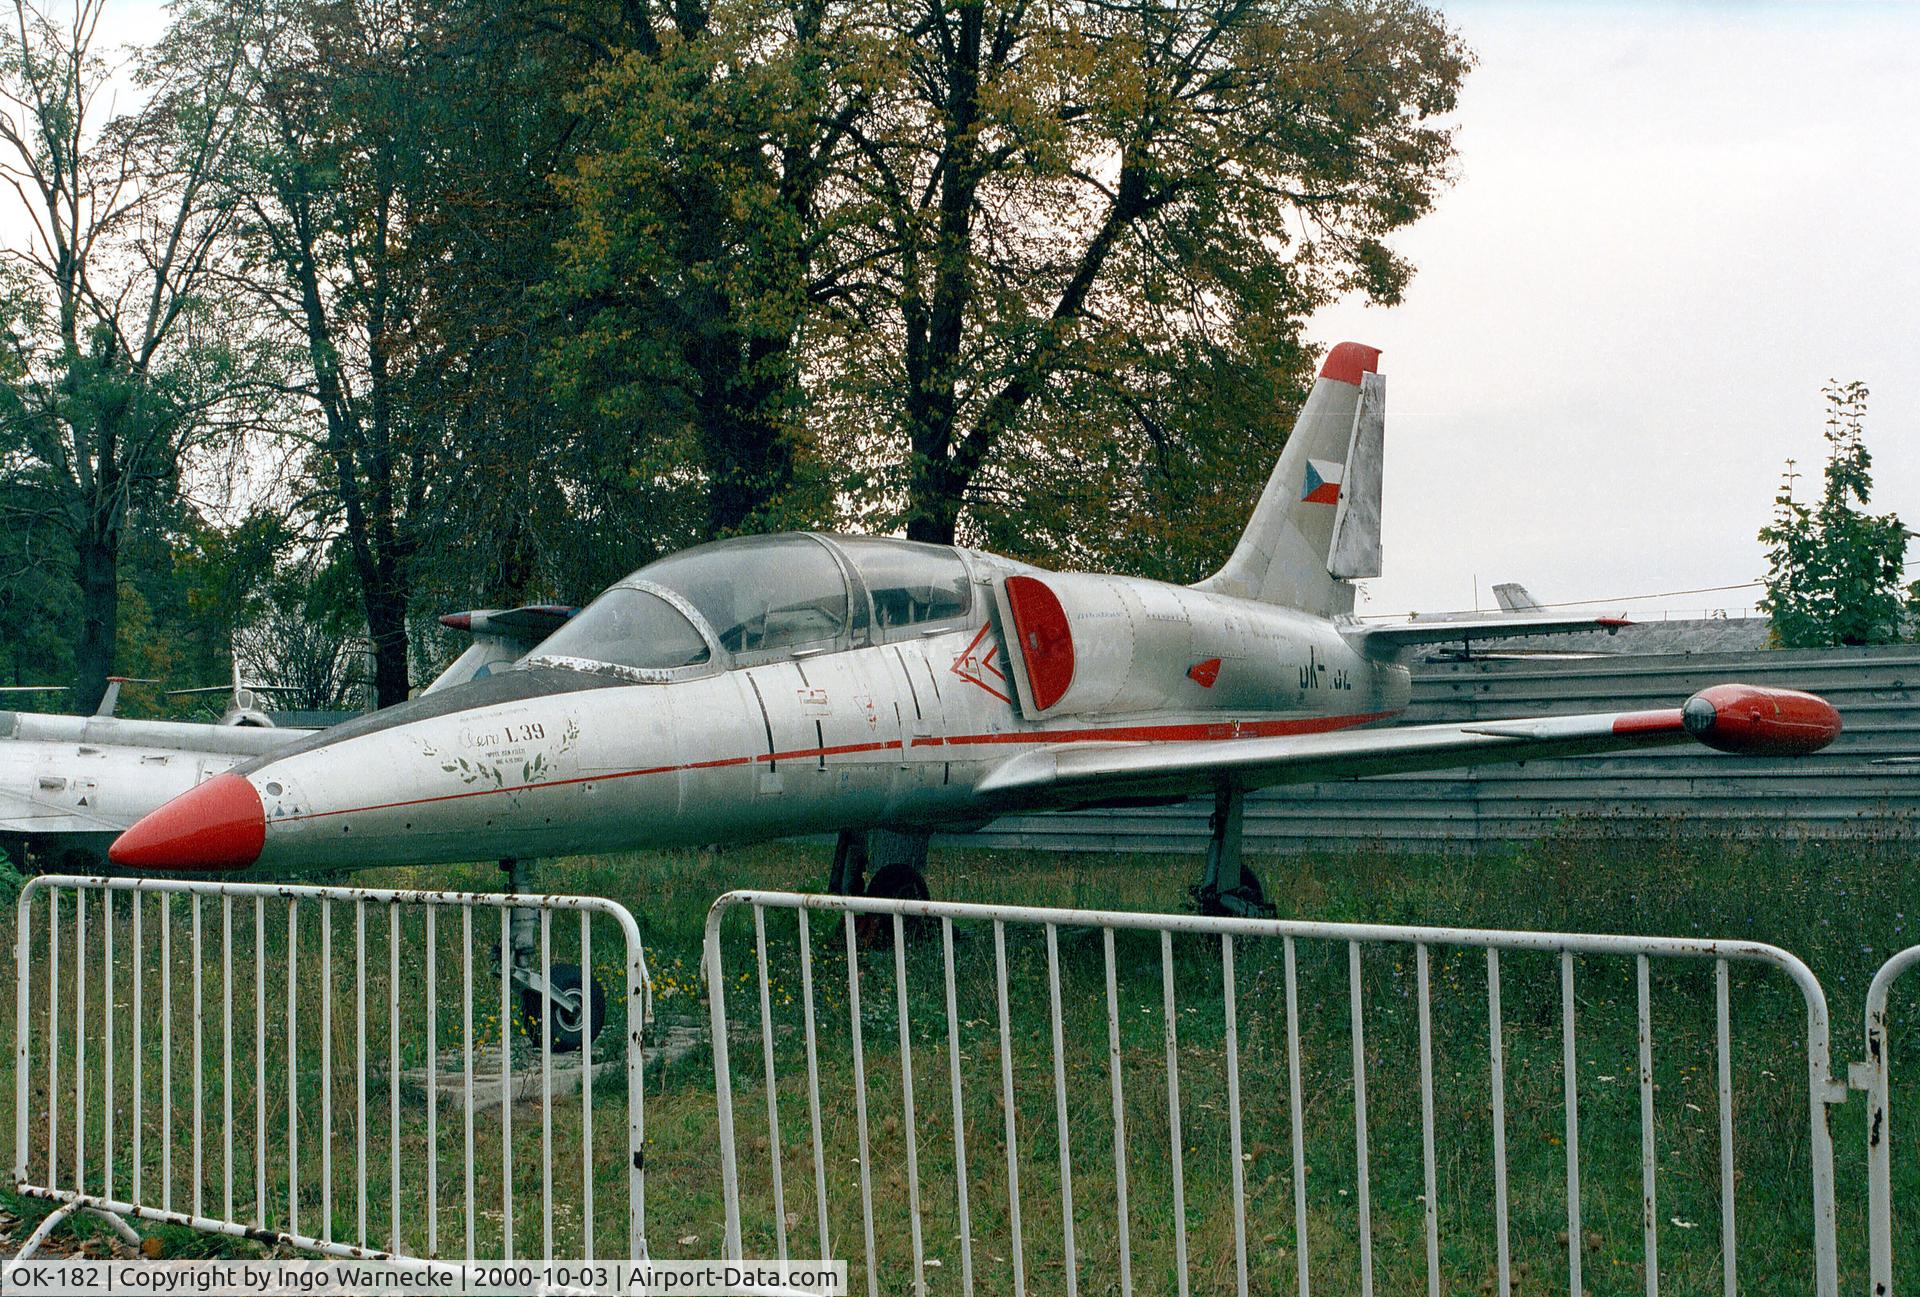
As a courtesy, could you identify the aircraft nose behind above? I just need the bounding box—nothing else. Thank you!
[110,772,266,870]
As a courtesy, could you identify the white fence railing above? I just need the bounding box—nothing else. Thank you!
[1862,944,1920,1296]
[12,875,651,1263]
[703,891,1842,1297]
[18,877,1894,1293]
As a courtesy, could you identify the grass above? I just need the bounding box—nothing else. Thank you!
[3,829,1918,1294]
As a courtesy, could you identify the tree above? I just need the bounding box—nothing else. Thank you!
[216,0,443,707]
[0,0,259,710]
[824,0,1469,552]
[550,0,864,541]
[555,0,1468,576]
[219,0,703,703]
[1759,380,1913,647]
[399,0,702,608]
[234,543,371,712]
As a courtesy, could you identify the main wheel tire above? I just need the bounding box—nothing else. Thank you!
[1191,863,1276,919]
[518,962,608,1054]
[866,862,930,902]
[856,862,930,947]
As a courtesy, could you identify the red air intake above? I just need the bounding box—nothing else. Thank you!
[1003,575,1076,711]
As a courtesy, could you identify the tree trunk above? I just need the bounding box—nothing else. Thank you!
[904,477,963,544]
[364,574,412,708]
[71,534,118,714]
[684,256,798,536]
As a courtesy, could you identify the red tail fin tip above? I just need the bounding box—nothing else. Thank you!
[1319,342,1382,386]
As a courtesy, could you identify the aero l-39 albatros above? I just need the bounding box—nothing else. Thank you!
[110,341,1839,948]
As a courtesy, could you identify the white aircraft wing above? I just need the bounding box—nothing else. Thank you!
[974,684,1840,810]
[0,786,126,836]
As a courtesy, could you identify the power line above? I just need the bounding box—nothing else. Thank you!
[1357,579,1768,622]
[1522,581,1763,610]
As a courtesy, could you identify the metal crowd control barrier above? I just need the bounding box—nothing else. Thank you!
[704,890,1842,1297]
[1863,945,1920,1296]
[12,875,651,1263]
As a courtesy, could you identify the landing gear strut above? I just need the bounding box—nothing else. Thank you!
[499,858,608,1052]
[1189,786,1276,919]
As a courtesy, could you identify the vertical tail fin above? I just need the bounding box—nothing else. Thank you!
[1492,582,1545,612]
[1195,342,1384,615]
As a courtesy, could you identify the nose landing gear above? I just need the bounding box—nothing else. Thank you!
[829,828,931,901]
[518,960,608,1053]
[499,857,610,1052]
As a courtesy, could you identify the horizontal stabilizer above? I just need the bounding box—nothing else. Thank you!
[167,683,305,696]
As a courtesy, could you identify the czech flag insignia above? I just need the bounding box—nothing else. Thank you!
[1300,458,1344,504]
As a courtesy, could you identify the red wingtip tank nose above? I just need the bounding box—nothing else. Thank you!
[1681,684,1843,756]
[109,772,266,871]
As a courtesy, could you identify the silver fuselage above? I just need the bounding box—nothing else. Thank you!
[234,579,1411,871]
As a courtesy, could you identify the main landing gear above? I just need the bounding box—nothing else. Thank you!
[831,829,932,946]
[499,858,608,1052]
[829,828,931,902]
[1189,786,1277,919]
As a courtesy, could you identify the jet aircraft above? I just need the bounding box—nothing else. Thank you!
[108,343,1842,1044]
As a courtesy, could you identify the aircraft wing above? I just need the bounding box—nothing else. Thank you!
[973,684,1840,810]
[1344,614,1631,651]
[0,786,126,836]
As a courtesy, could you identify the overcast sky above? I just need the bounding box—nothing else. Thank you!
[1316,0,1920,618]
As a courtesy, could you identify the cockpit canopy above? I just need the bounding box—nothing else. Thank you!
[527,532,978,678]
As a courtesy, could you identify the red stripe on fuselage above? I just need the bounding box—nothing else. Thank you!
[271,710,1398,825]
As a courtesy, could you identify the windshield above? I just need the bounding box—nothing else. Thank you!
[639,534,849,655]
[531,588,710,671]
[831,535,972,629]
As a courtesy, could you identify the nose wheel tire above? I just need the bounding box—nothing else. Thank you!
[518,961,608,1053]
[866,861,930,903]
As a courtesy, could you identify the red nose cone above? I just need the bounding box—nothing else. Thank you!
[110,772,265,871]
